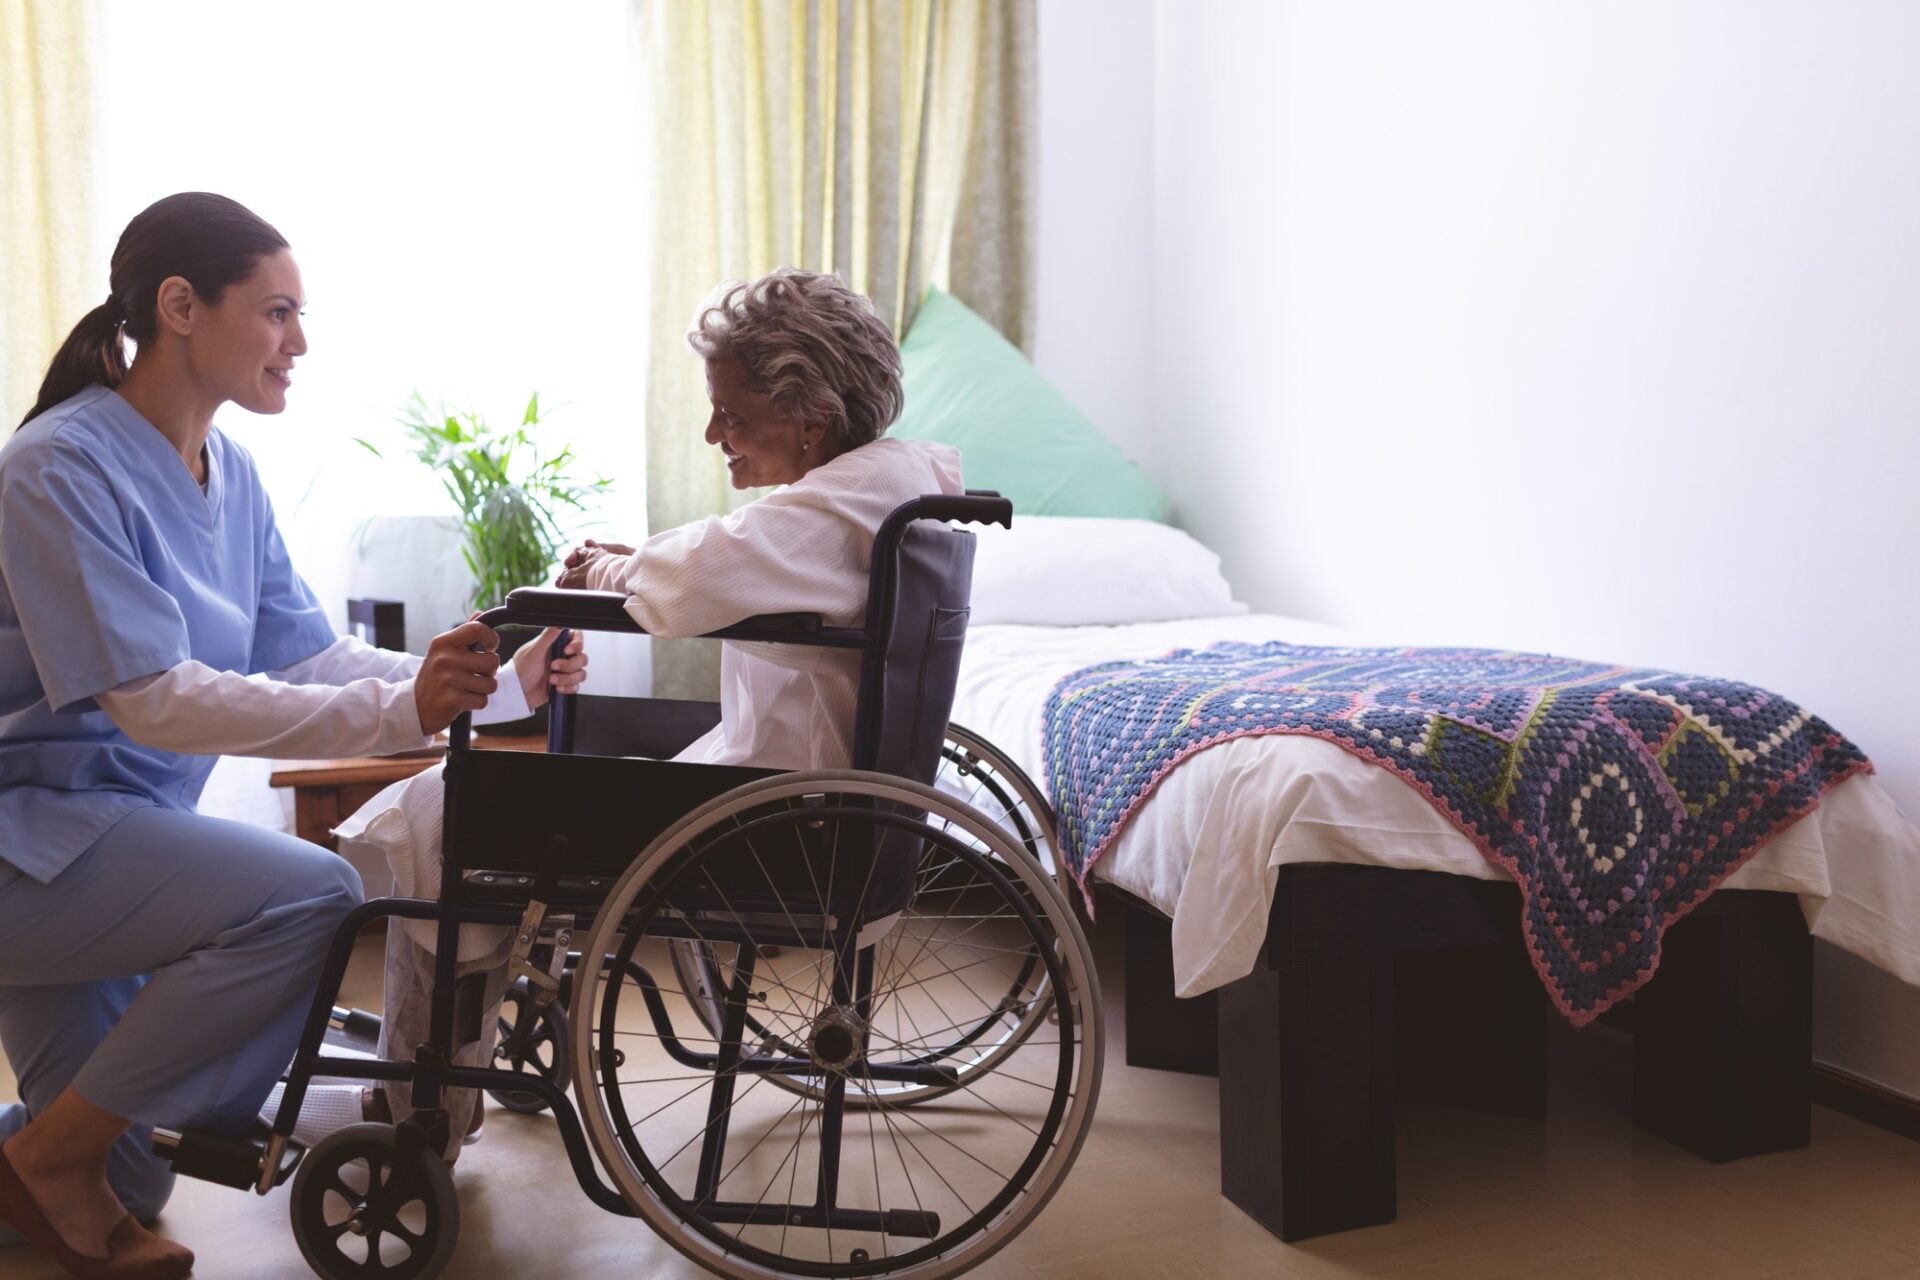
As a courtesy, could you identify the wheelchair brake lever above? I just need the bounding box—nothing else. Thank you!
[507,919,572,1009]
[504,835,570,1006]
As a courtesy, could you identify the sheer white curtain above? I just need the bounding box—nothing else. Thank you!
[95,0,651,632]
[93,2,652,826]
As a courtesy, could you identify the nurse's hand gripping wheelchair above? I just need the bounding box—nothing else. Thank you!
[154,493,1102,1280]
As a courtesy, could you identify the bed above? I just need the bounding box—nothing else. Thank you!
[951,515,1920,1241]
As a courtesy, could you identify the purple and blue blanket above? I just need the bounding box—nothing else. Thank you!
[1041,641,1870,1022]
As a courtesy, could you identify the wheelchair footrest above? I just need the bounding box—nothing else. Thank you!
[329,1004,383,1046]
[697,1199,940,1240]
[151,1123,302,1192]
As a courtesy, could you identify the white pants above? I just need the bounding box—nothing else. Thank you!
[338,765,516,1160]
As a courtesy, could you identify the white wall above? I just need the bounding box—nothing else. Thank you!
[1134,1,1920,1094]
[1032,0,1158,468]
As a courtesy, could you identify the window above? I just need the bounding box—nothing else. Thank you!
[96,0,650,624]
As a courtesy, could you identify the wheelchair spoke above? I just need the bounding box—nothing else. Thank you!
[863,1088,893,1260]
[705,1078,813,1196]
[787,819,833,957]
[860,1071,986,1220]
[868,948,1037,1021]
[859,1065,937,1233]
[668,901,830,1049]
[861,996,1036,1060]
[871,922,1039,1026]
[691,867,832,1008]
[611,1026,728,1044]
[624,1056,760,1131]
[775,1079,821,1260]
[726,1080,817,1251]
[655,1068,788,1176]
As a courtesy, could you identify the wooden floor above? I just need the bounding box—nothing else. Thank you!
[3,912,1917,1280]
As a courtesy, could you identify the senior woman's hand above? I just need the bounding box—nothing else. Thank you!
[556,539,636,590]
[512,627,588,709]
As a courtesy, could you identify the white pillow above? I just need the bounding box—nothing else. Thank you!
[966,516,1247,626]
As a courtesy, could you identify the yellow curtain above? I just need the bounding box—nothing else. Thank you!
[1,0,95,429]
[644,0,1035,695]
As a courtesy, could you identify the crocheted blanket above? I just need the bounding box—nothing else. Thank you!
[1042,641,1870,1022]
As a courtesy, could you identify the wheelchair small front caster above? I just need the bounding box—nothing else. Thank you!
[486,976,571,1115]
[290,1122,458,1280]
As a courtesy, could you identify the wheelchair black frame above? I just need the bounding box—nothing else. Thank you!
[262,490,1013,1222]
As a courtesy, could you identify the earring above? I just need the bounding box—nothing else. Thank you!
[801,441,811,455]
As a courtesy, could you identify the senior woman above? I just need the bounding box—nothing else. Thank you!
[328,267,962,1156]
[0,192,583,1280]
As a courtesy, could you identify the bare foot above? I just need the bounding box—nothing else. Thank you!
[0,1136,129,1261]
[109,1215,195,1274]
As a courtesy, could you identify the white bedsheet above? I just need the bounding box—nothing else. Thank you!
[953,616,1920,999]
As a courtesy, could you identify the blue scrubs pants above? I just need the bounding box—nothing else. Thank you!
[0,805,362,1238]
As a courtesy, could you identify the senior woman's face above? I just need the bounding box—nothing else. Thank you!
[704,355,814,489]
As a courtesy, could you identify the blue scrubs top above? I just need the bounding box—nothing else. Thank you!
[0,386,337,883]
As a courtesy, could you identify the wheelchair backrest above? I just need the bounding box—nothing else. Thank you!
[849,515,977,785]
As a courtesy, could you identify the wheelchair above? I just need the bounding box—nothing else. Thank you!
[484,717,1065,1119]
[153,493,1101,1280]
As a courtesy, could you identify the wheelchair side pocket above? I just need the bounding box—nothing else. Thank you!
[909,606,971,762]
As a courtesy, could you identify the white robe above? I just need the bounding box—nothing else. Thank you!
[590,434,967,769]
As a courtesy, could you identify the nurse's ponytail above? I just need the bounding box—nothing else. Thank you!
[19,192,289,428]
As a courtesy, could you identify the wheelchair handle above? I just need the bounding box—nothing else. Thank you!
[546,628,575,753]
[924,491,1014,529]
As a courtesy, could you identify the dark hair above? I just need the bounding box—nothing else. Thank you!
[20,192,290,427]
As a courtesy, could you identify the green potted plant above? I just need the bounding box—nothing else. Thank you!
[360,392,609,729]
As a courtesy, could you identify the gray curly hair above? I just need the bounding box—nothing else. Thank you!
[687,269,905,450]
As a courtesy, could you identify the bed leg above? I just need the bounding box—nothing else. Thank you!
[1395,942,1549,1117]
[1631,891,1811,1161]
[1121,897,1220,1076]
[1218,952,1396,1241]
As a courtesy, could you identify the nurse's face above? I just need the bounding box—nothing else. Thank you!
[703,355,821,489]
[190,250,308,415]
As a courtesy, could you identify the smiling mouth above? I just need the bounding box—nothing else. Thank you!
[268,368,293,387]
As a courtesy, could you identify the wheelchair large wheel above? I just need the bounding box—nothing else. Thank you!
[572,771,1102,1280]
[667,725,1062,1108]
[290,1122,459,1280]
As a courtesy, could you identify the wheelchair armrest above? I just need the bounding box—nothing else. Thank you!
[497,589,638,630]
[488,588,827,640]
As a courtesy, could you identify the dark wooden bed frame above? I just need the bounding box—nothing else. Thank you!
[1109,865,1812,1242]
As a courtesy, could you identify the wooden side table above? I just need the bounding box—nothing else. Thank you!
[270,735,545,851]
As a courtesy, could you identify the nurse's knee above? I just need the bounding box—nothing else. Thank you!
[280,843,364,927]
[311,852,365,919]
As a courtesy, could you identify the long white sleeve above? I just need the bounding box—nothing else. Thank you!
[270,635,530,727]
[588,437,965,637]
[271,634,419,685]
[98,639,534,759]
[97,661,432,759]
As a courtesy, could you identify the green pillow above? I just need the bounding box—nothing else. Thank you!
[889,288,1169,520]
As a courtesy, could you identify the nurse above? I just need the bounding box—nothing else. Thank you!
[0,193,583,1280]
